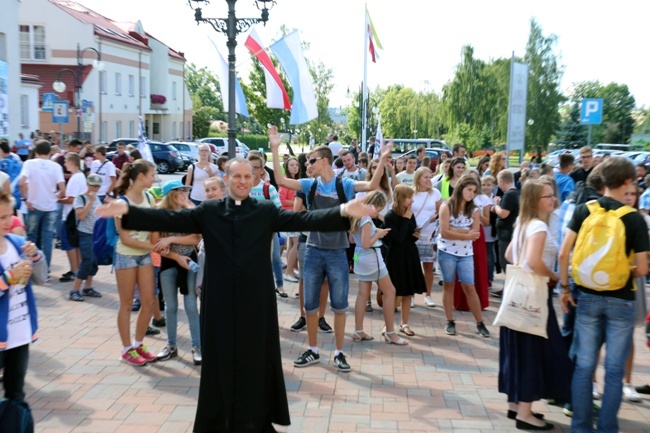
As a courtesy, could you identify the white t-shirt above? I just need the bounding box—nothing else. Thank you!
[474,193,496,242]
[337,167,366,181]
[19,158,65,212]
[1,242,31,350]
[189,163,218,202]
[413,190,442,239]
[91,159,116,196]
[396,171,415,186]
[0,171,8,189]
[63,172,87,220]
[511,219,558,271]
[329,141,343,157]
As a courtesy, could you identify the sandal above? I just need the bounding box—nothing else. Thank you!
[69,291,84,302]
[352,330,374,342]
[275,288,288,298]
[82,288,102,298]
[400,324,415,336]
[383,331,408,346]
[365,301,373,312]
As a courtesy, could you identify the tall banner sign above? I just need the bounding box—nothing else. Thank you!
[0,61,9,139]
[506,58,528,161]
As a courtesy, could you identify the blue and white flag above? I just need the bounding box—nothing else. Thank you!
[209,38,249,117]
[374,117,383,159]
[137,116,155,164]
[270,31,317,125]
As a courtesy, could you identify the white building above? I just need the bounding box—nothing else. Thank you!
[0,0,23,142]
[19,0,192,144]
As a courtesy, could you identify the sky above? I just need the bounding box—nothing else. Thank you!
[76,0,649,109]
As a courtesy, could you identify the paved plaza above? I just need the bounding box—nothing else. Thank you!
[27,248,650,433]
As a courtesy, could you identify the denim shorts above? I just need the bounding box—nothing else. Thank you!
[302,246,349,313]
[438,249,474,284]
[114,252,153,270]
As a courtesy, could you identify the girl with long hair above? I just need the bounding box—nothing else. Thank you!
[350,191,407,345]
[411,167,442,308]
[435,157,466,199]
[113,159,159,366]
[436,175,489,338]
[500,179,570,430]
[486,151,507,178]
[279,157,301,282]
[477,156,491,177]
[185,144,218,205]
[382,184,427,336]
[151,181,202,364]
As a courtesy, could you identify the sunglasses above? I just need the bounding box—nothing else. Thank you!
[308,157,323,165]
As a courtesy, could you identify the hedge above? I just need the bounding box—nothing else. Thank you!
[207,132,270,152]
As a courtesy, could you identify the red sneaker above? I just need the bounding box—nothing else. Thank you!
[134,344,156,363]
[121,349,147,366]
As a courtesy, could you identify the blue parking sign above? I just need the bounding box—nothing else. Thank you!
[52,101,69,124]
[580,98,603,125]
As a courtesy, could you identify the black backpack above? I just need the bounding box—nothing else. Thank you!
[64,196,86,248]
[307,177,348,211]
[0,398,34,433]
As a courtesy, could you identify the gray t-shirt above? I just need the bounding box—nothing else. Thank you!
[73,194,101,234]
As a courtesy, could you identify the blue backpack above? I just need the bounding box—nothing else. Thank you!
[0,157,23,209]
[0,398,34,433]
[93,217,115,266]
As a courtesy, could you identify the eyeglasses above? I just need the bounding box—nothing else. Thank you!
[500,157,507,161]
[251,165,263,170]
[540,193,556,199]
[308,157,323,165]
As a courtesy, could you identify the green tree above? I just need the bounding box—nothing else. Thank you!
[524,18,565,153]
[185,63,224,117]
[192,96,217,138]
[555,104,587,148]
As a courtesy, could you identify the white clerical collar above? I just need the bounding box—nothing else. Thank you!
[235,200,242,206]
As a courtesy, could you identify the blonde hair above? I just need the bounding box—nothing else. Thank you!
[413,166,433,193]
[392,184,414,216]
[350,191,387,233]
[518,179,551,227]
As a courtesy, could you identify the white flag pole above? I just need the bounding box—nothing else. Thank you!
[361,3,369,152]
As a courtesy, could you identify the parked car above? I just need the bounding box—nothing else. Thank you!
[107,140,183,174]
[393,147,449,173]
[107,138,139,153]
[198,137,247,157]
[178,154,195,171]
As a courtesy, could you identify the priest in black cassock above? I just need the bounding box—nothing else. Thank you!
[96,137,378,433]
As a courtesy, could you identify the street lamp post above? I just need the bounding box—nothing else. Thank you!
[187,0,276,159]
[52,43,104,140]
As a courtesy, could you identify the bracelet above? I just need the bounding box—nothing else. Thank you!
[339,203,348,217]
[4,270,18,286]
[560,284,571,293]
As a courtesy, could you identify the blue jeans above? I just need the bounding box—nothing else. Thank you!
[303,246,349,313]
[76,232,98,280]
[271,233,283,289]
[571,292,636,433]
[26,208,58,270]
[159,266,200,347]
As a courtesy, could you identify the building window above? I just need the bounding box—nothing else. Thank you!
[140,76,147,98]
[100,121,107,143]
[0,33,7,61]
[115,72,121,95]
[19,25,46,60]
[99,71,107,94]
[20,95,29,127]
[172,81,177,101]
[115,121,122,138]
[128,75,134,97]
[153,122,160,135]
[128,120,134,137]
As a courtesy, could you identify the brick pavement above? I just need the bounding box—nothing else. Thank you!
[27,248,650,433]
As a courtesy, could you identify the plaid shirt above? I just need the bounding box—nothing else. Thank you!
[556,199,576,248]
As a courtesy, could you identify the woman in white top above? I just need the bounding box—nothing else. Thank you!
[436,175,489,338]
[411,167,442,307]
[500,179,570,430]
[186,144,218,205]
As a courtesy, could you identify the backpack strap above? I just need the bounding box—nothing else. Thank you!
[307,179,318,211]
[335,177,348,204]
[263,182,271,200]
[614,205,636,219]
[586,200,636,219]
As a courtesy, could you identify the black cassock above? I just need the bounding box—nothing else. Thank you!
[122,196,346,433]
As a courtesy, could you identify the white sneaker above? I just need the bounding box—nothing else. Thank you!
[623,383,642,402]
[592,382,601,400]
[424,296,436,307]
[410,297,415,308]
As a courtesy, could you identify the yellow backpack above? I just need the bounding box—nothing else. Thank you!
[571,200,635,291]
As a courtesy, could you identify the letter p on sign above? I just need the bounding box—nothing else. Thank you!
[580,98,603,125]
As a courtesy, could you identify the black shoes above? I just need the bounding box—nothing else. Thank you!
[333,352,351,372]
[515,419,554,430]
[132,300,141,311]
[507,410,544,420]
[145,326,160,336]
[152,317,166,328]
[294,349,320,367]
[290,316,306,332]
[275,288,288,298]
[318,317,332,333]
[59,271,75,282]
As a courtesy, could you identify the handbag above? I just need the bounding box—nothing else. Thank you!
[492,228,549,338]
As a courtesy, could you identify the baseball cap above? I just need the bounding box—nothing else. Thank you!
[162,180,191,196]
[87,174,102,186]
[148,186,163,200]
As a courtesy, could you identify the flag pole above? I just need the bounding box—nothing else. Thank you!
[361,3,369,152]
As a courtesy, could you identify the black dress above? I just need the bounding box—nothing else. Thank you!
[498,286,573,403]
[382,210,426,296]
[122,197,347,433]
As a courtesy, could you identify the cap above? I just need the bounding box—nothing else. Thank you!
[148,186,163,200]
[162,180,191,196]
[87,174,102,186]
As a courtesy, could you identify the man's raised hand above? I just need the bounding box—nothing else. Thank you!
[268,125,282,151]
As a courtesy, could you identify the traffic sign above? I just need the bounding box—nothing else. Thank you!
[580,98,603,125]
[42,93,56,112]
[52,101,69,124]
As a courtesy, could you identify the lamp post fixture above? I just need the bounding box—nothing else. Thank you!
[52,43,104,140]
[187,0,276,159]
